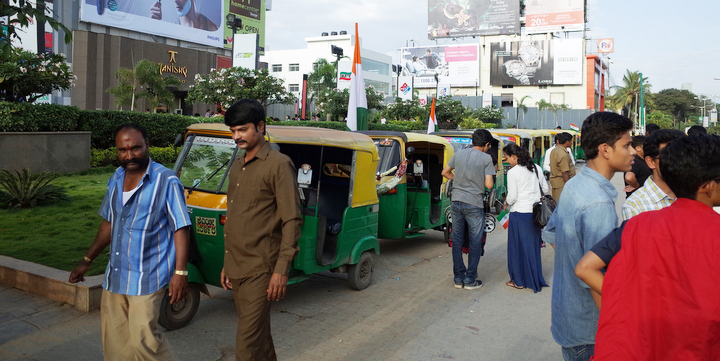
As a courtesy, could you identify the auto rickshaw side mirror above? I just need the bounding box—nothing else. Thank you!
[174,134,185,148]
[406,146,415,158]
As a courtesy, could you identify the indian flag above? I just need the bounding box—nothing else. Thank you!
[427,97,438,134]
[570,123,580,131]
[346,23,368,131]
[498,209,510,230]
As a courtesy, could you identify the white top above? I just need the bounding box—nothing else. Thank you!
[543,145,576,172]
[506,163,549,213]
[122,184,141,205]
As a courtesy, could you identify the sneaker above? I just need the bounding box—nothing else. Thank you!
[464,280,483,290]
[454,281,464,289]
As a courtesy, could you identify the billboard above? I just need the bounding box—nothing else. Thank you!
[525,0,585,34]
[399,44,479,89]
[232,34,258,69]
[489,39,583,86]
[224,0,266,54]
[598,38,614,53]
[428,0,519,39]
[80,0,224,48]
[397,75,414,101]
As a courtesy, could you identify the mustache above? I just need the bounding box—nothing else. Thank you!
[235,140,247,145]
[120,158,146,167]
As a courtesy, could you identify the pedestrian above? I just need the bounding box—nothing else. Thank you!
[441,129,496,290]
[593,134,720,360]
[543,134,576,173]
[687,125,707,136]
[645,122,660,135]
[69,124,191,361]
[622,135,651,197]
[220,99,302,361]
[545,112,635,361]
[380,116,387,124]
[205,109,213,117]
[548,132,576,202]
[502,143,549,292]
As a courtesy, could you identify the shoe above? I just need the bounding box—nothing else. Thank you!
[454,281,464,289]
[464,280,483,290]
[506,281,525,290]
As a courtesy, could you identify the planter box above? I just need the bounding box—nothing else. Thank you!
[0,132,91,173]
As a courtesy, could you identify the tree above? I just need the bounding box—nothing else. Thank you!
[646,110,674,129]
[316,85,385,121]
[653,88,701,124]
[383,97,425,121]
[514,95,532,128]
[105,60,180,111]
[433,96,467,123]
[187,67,294,110]
[0,47,74,102]
[609,70,651,124]
[0,0,72,58]
[306,59,337,104]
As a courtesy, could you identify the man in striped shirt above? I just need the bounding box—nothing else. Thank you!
[70,124,191,361]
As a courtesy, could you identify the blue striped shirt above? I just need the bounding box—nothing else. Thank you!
[99,160,191,296]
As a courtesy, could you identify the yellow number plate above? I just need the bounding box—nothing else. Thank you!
[195,216,217,236]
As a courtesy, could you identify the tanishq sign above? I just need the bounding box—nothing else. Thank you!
[158,50,189,82]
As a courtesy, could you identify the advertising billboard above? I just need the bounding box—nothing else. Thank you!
[224,0,266,54]
[400,44,479,89]
[81,0,224,48]
[428,0,519,39]
[397,75,414,101]
[232,34,258,69]
[489,39,582,86]
[525,0,585,34]
[598,38,614,53]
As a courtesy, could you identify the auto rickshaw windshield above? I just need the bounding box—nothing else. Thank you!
[175,134,240,193]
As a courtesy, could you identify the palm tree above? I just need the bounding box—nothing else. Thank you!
[609,70,651,126]
[514,95,532,128]
[106,59,179,111]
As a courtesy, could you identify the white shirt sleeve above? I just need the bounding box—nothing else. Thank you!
[537,165,550,194]
[543,146,554,172]
[506,168,518,208]
[568,147,576,165]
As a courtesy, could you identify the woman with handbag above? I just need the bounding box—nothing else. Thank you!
[503,143,550,292]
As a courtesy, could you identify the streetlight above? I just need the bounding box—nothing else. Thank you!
[226,14,243,67]
[331,45,344,88]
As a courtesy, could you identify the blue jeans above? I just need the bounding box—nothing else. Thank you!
[450,201,484,284]
[561,344,594,361]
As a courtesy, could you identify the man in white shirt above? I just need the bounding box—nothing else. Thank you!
[543,134,576,173]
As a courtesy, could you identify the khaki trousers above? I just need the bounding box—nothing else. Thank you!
[552,186,564,203]
[101,289,176,361]
[230,273,276,361]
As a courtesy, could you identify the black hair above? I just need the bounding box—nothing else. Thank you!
[503,143,534,172]
[224,99,266,134]
[643,129,685,159]
[555,132,573,145]
[659,134,720,200]
[115,123,148,143]
[631,135,646,149]
[556,126,562,130]
[687,125,707,136]
[472,129,494,147]
[645,123,660,134]
[580,112,634,160]
[426,48,432,53]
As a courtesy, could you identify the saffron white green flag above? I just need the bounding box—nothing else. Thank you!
[346,23,368,131]
[570,122,580,131]
[498,208,510,230]
[427,97,438,134]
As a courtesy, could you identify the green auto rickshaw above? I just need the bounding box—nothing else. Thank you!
[159,124,381,330]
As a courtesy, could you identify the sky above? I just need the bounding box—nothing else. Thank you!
[264,0,720,103]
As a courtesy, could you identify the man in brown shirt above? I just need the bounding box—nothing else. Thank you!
[220,99,302,361]
[549,132,576,201]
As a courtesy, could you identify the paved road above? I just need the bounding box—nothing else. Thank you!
[0,168,626,361]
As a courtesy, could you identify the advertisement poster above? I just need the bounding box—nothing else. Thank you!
[525,0,584,34]
[232,34,258,69]
[397,75,414,101]
[489,39,582,86]
[224,0,266,54]
[336,59,352,91]
[428,0,519,39]
[399,44,479,89]
[81,0,224,48]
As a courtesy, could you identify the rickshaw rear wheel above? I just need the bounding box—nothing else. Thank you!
[348,252,374,291]
[158,283,201,330]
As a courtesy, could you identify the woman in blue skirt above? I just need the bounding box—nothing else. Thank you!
[503,143,549,292]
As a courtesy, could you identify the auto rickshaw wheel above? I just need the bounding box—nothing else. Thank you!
[444,207,452,246]
[348,252,374,291]
[158,283,201,331]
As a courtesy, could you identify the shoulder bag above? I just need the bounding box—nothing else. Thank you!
[532,165,556,229]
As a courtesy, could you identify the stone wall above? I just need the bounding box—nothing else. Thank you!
[0,132,91,174]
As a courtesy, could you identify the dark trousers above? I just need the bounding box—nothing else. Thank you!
[230,273,276,361]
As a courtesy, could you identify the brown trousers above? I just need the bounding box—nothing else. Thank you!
[230,273,276,361]
[100,288,176,361]
[552,186,564,203]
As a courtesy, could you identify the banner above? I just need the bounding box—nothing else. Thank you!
[232,34,258,69]
[525,0,584,34]
[80,0,224,48]
[598,38,614,53]
[489,39,582,86]
[336,59,352,91]
[397,76,414,101]
[428,0,519,38]
[399,44,479,89]
[224,0,266,54]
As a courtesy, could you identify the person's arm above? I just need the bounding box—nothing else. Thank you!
[574,251,607,295]
[483,156,496,189]
[268,160,302,301]
[538,165,550,194]
[150,1,162,20]
[69,220,112,283]
[484,175,494,190]
[624,171,639,192]
[168,227,189,304]
[590,289,602,310]
[562,171,570,183]
[441,165,454,180]
[559,152,571,182]
[505,169,517,207]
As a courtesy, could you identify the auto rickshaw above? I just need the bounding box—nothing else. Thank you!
[159,124,381,330]
[542,129,584,161]
[357,131,453,240]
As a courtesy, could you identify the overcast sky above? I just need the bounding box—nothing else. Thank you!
[265,0,720,102]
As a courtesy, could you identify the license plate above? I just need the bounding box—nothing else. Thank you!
[195,216,217,236]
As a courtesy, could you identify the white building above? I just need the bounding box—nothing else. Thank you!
[261,32,393,100]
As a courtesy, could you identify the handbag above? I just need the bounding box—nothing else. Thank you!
[532,165,556,229]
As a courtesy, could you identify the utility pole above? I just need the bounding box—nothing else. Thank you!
[639,72,645,132]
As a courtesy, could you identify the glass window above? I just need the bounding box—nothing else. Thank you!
[289,84,300,92]
[272,64,282,72]
[361,58,389,76]
[289,63,300,71]
[373,139,401,175]
[176,135,239,193]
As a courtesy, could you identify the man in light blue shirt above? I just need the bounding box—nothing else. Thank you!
[70,124,191,360]
[544,112,635,361]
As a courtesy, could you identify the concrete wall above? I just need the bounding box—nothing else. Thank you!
[0,132,91,174]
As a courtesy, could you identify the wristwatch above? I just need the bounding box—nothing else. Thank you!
[174,269,188,276]
[518,41,542,78]
[504,60,530,85]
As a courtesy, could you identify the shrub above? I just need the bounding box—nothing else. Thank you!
[388,120,427,131]
[91,146,179,167]
[267,120,347,131]
[438,121,459,130]
[0,101,80,132]
[368,123,410,132]
[149,147,179,164]
[458,117,496,130]
[77,110,199,148]
[91,148,116,167]
[0,169,70,208]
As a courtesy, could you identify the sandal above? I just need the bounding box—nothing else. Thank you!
[506,281,525,290]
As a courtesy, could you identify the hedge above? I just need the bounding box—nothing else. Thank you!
[267,120,347,131]
[388,120,427,131]
[91,146,180,167]
[0,102,80,132]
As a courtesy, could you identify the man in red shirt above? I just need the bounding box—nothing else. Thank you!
[594,134,720,360]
